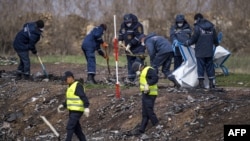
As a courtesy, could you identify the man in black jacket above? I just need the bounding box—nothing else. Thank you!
[184,13,219,89]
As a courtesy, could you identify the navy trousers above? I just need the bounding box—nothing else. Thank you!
[127,46,145,81]
[151,52,174,78]
[173,55,183,70]
[196,57,215,80]
[139,94,158,133]
[65,111,86,141]
[83,49,96,74]
[16,51,30,75]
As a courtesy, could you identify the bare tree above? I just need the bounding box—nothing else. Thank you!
[0,0,249,55]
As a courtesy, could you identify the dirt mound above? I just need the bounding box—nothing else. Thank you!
[1,63,250,141]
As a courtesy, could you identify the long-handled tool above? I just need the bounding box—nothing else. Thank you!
[40,116,60,139]
[37,55,48,78]
[114,15,121,99]
[121,53,147,59]
[119,43,133,55]
[104,47,111,75]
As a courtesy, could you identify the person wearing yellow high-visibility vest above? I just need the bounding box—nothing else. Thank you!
[132,62,159,135]
[57,71,90,141]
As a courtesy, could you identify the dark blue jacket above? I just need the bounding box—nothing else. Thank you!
[82,26,105,52]
[170,21,192,43]
[144,33,173,61]
[118,14,144,50]
[187,19,219,57]
[170,22,192,56]
[13,22,42,52]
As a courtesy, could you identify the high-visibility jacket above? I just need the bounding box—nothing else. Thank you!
[66,81,84,112]
[139,66,158,95]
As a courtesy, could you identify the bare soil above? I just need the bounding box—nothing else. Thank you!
[1,63,250,141]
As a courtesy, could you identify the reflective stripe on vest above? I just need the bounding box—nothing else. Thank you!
[139,66,158,95]
[66,81,84,112]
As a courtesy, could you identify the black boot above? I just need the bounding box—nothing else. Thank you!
[209,79,215,89]
[86,74,97,84]
[16,73,22,80]
[15,70,23,80]
[23,74,30,80]
[168,75,181,88]
[173,79,181,88]
[198,79,205,89]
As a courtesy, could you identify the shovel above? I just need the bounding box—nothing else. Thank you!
[37,55,48,78]
[104,47,111,75]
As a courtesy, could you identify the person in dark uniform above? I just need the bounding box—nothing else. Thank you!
[58,71,90,141]
[139,33,180,88]
[170,14,192,70]
[118,13,145,82]
[81,24,108,84]
[132,62,159,134]
[13,20,44,80]
[184,13,219,89]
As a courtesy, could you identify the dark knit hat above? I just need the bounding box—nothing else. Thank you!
[62,71,74,81]
[36,20,44,29]
[132,62,142,72]
[100,24,107,31]
[194,13,203,20]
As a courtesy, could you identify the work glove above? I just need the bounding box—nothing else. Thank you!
[173,39,179,47]
[84,108,90,117]
[118,41,125,48]
[32,50,37,54]
[144,84,149,93]
[118,41,123,47]
[136,71,141,76]
[125,44,131,52]
[101,42,108,48]
[98,49,105,57]
[57,104,64,113]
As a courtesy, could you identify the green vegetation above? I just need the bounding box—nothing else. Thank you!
[30,54,250,88]
[224,55,250,74]
[30,54,150,67]
[30,54,249,74]
[214,54,250,87]
[216,73,250,88]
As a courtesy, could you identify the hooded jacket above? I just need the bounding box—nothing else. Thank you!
[170,21,192,43]
[13,22,42,52]
[170,20,192,56]
[144,33,173,62]
[187,19,219,57]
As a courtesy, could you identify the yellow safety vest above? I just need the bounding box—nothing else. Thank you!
[66,81,84,112]
[139,66,158,95]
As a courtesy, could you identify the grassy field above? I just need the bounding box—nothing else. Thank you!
[224,55,250,74]
[30,54,250,88]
